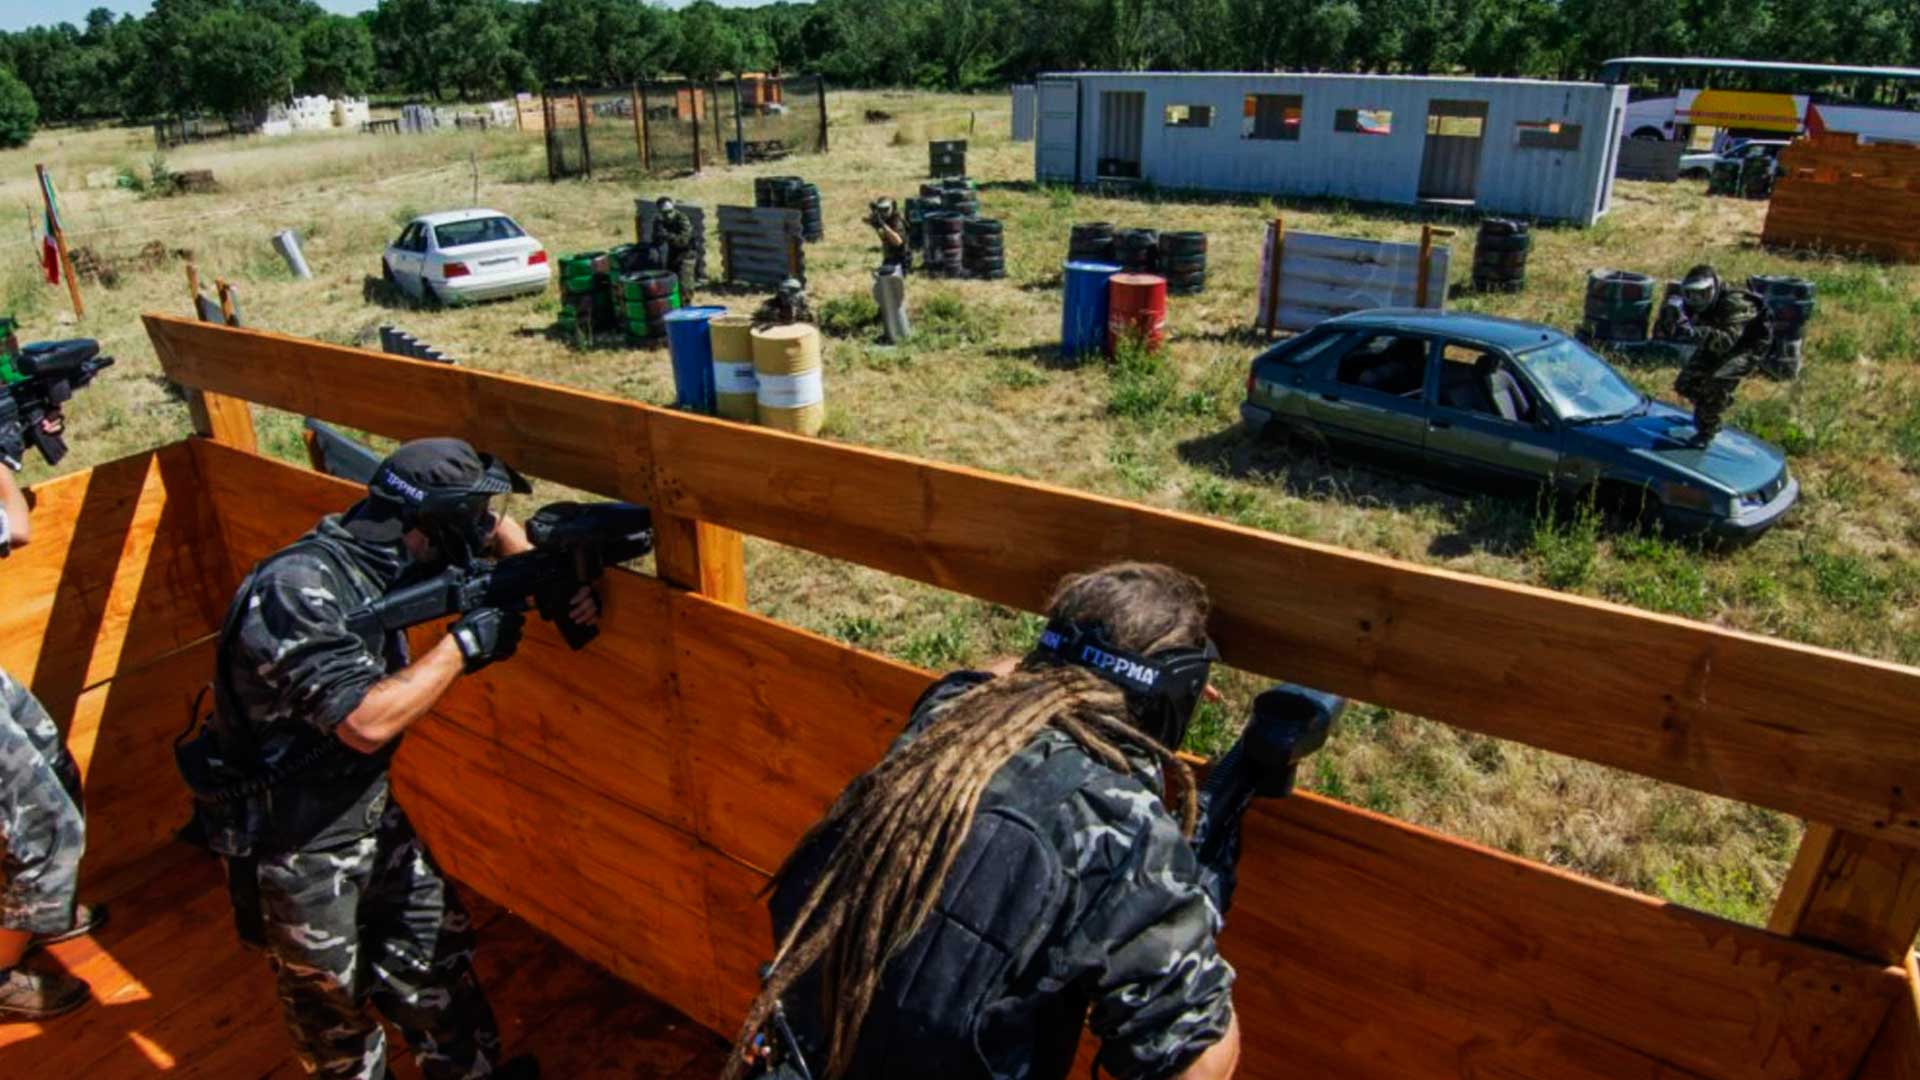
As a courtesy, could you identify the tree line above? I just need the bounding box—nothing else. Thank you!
[2,0,1917,142]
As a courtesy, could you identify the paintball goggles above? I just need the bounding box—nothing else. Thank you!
[345,501,654,650]
[0,339,115,471]
[1192,684,1343,914]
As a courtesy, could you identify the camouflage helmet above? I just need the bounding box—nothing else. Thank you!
[656,195,675,212]
[872,196,895,214]
[1679,264,1720,312]
[779,277,804,296]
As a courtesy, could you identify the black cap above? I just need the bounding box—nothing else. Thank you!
[368,438,529,512]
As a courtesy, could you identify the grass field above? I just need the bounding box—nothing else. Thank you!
[9,91,1919,926]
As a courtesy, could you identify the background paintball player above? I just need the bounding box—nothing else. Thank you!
[754,278,816,328]
[652,196,698,304]
[1669,264,1772,448]
[201,438,593,1079]
[1,433,110,1022]
[866,197,911,272]
[727,562,1288,1080]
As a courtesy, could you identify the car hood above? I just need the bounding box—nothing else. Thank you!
[1569,399,1784,493]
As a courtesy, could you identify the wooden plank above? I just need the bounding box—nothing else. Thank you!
[1770,824,1920,964]
[145,315,657,506]
[653,512,746,607]
[0,444,230,717]
[1856,955,1920,1079]
[148,325,1920,844]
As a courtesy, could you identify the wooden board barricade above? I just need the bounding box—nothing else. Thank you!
[1615,136,1685,181]
[120,316,1920,1079]
[1257,221,1451,333]
[1763,136,1920,263]
[716,205,804,287]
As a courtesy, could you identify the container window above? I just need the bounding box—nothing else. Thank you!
[1516,120,1582,150]
[1243,94,1303,141]
[1335,108,1393,135]
[1165,104,1213,128]
[1426,114,1485,138]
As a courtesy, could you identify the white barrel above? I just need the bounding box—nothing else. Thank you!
[751,323,825,436]
[710,314,758,421]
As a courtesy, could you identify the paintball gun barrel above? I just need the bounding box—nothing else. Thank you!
[1192,684,1343,914]
[344,501,654,650]
[0,339,115,471]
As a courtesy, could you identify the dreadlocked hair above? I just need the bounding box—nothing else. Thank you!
[723,562,1210,1080]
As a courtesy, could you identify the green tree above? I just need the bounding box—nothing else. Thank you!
[187,8,302,115]
[675,1,743,82]
[373,0,456,99]
[444,0,531,97]
[298,14,374,96]
[0,66,38,147]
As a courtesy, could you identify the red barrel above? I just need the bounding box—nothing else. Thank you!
[1107,273,1168,356]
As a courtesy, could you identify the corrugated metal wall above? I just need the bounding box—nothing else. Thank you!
[1038,73,1628,225]
[1011,84,1036,141]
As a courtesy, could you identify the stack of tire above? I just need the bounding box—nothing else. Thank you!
[963,218,1005,279]
[919,182,946,201]
[903,198,929,251]
[1160,232,1207,295]
[923,212,966,277]
[1748,274,1815,380]
[797,181,824,242]
[755,176,824,242]
[1068,222,1117,264]
[618,270,681,344]
[1707,160,1742,197]
[1471,219,1531,293]
[1116,228,1159,273]
[939,180,979,219]
[1579,269,1657,344]
[556,251,608,340]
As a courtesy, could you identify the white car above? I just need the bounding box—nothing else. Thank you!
[1679,139,1789,178]
[382,209,549,304]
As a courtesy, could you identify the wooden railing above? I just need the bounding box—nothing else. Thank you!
[139,313,1920,1078]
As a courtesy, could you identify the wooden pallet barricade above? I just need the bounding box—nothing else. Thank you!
[1763,136,1920,263]
[717,205,804,287]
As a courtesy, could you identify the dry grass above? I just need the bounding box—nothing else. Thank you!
[13,91,1920,925]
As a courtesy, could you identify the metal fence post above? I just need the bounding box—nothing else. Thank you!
[640,83,653,171]
[710,80,725,168]
[631,84,646,170]
[691,84,702,171]
[733,77,747,166]
[575,90,592,179]
[816,77,829,153]
[543,93,558,182]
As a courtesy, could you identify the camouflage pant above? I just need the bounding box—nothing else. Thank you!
[258,800,501,1079]
[1674,368,1741,439]
[672,255,697,304]
[0,666,85,935]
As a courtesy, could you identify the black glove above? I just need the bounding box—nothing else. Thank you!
[451,607,524,673]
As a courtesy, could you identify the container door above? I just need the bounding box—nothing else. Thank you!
[1098,90,1146,179]
[1419,99,1489,202]
[1036,78,1080,183]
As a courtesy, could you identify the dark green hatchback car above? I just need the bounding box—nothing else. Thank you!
[1239,310,1798,539]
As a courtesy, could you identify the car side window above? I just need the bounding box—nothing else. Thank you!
[418,227,437,253]
[395,224,418,251]
[1437,342,1535,424]
[1335,334,1429,399]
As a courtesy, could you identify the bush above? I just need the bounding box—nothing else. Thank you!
[818,293,879,337]
[1106,339,1178,420]
[0,68,37,149]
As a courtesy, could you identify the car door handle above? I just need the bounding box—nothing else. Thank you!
[1430,418,1452,429]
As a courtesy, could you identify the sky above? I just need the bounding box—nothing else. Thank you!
[0,0,778,33]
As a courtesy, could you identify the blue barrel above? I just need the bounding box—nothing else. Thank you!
[1062,261,1122,360]
[664,306,729,413]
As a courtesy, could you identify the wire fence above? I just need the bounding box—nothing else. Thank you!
[541,75,828,181]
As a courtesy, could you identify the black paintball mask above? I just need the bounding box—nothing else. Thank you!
[1032,617,1219,750]
[365,438,531,570]
[1680,264,1721,314]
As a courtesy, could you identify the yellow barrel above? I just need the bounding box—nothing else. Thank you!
[751,323,825,436]
[709,315,758,421]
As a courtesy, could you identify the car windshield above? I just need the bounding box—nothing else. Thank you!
[432,217,524,249]
[1512,339,1645,422]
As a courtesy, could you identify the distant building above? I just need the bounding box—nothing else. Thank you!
[1032,72,1629,225]
[1806,103,1920,146]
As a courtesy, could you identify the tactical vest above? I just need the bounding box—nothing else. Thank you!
[766,742,1113,1080]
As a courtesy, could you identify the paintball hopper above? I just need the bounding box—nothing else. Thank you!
[1240,684,1343,797]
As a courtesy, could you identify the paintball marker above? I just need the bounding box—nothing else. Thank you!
[0,338,115,471]
[344,501,654,650]
[1191,684,1343,914]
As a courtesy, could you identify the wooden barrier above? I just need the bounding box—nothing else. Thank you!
[1256,220,1451,333]
[1763,137,1920,263]
[716,205,804,286]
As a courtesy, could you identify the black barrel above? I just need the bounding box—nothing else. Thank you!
[1472,218,1531,293]
[1748,274,1815,380]
[1579,269,1656,344]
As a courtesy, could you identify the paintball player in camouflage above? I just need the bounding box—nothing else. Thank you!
[1671,264,1772,448]
[754,278,816,328]
[727,562,1245,1080]
[207,439,593,1078]
[652,196,698,304]
[867,197,911,272]
[0,452,110,1021]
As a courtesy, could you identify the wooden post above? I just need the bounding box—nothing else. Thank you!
[653,512,746,608]
[1263,216,1285,336]
[631,85,646,170]
[1769,823,1920,964]
[816,77,829,153]
[544,94,558,182]
[710,80,725,169]
[1855,954,1920,1080]
[1417,225,1435,309]
[35,164,84,319]
[180,264,258,453]
[575,91,592,179]
[215,279,238,325]
[691,86,702,172]
[639,84,652,172]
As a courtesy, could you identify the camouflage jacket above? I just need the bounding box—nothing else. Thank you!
[870,208,908,250]
[766,672,1235,1080]
[654,207,695,254]
[754,294,816,327]
[1680,288,1771,381]
[221,510,412,852]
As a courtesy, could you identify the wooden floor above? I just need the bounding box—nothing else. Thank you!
[0,841,731,1078]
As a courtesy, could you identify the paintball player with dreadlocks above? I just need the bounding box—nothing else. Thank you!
[191,438,595,1079]
[729,562,1265,1080]
[1,453,110,1021]
[1670,264,1771,448]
